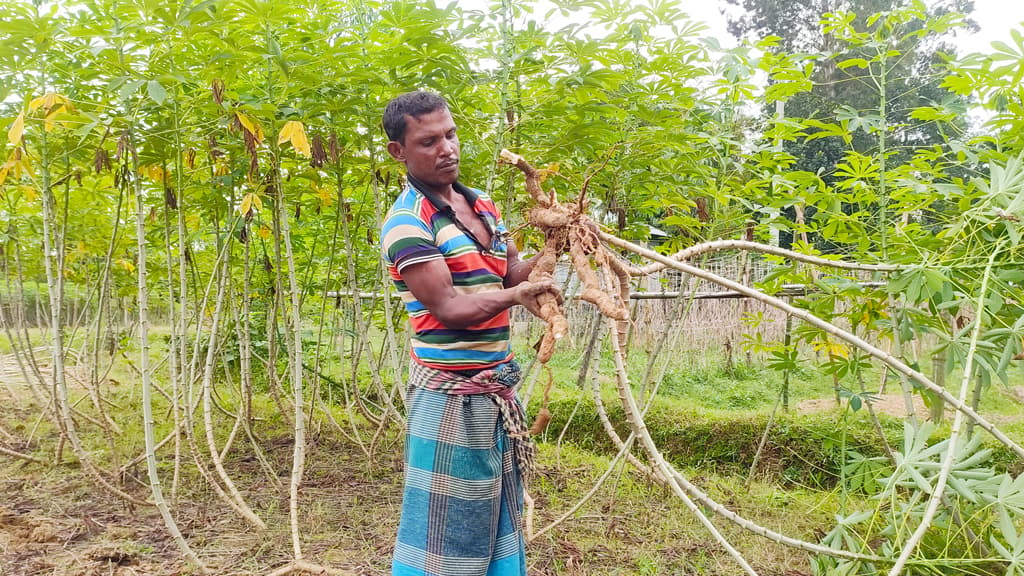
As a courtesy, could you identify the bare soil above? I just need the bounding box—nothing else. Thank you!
[0,428,406,576]
[0,354,405,576]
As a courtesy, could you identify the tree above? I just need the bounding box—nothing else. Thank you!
[726,0,976,250]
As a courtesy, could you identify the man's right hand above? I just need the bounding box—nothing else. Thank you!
[513,280,563,319]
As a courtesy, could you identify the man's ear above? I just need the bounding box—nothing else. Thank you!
[386,140,405,162]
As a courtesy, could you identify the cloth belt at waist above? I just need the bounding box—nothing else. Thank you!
[408,360,535,480]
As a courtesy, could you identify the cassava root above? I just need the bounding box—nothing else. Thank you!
[500,149,629,365]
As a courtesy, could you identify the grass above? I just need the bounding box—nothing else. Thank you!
[528,441,838,575]
[1,374,838,576]
[4,324,1024,574]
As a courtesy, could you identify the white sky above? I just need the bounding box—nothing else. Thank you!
[950,0,1024,55]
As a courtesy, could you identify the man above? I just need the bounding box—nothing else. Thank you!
[381,91,560,576]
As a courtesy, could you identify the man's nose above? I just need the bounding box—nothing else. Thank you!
[439,138,454,155]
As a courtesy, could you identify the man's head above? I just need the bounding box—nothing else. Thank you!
[383,91,449,144]
[384,91,460,192]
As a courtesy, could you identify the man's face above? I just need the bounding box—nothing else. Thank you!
[387,108,460,190]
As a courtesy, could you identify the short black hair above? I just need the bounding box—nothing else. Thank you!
[383,91,449,143]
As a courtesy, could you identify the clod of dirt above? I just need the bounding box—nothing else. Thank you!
[28,521,61,543]
[0,506,17,525]
[86,543,137,565]
[105,525,137,540]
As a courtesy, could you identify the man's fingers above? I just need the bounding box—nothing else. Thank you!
[514,281,563,319]
[529,280,561,299]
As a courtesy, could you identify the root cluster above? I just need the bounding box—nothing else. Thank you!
[499,149,629,364]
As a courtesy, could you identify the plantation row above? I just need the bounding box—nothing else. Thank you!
[3,0,1024,574]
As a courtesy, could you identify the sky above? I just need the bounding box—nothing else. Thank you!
[950,0,1024,55]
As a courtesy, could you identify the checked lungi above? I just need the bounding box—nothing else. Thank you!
[391,360,534,576]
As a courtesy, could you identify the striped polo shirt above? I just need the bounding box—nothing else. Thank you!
[382,183,513,371]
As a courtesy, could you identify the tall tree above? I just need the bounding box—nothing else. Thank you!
[726,0,976,249]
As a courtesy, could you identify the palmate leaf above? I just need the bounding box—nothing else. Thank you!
[278,120,310,158]
[991,530,1024,576]
[947,155,1024,244]
[880,423,996,503]
[991,473,1024,542]
[819,509,875,568]
[28,92,69,113]
[238,192,263,216]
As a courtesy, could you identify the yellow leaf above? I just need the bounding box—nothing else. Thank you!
[14,153,32,180]
[279,121,310,157]
[239,193,253,215]
[292,132,310,158]
[44,108,62,132]
[235,111,263,144]
[21,185,37,202]
[278,121,296,145]
[29,93,69,113]
[314,184,334,206]
[252,193,263,212]
[8,112,24,146]
[141,165,165,182]
[828,341,848,359]
[538,162,560,183]
[2,149,34,185]
[235,111,252,131]
[258,226,271,239]
[116,258,135,273]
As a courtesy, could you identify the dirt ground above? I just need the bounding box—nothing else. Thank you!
[0,353,406,576]
[0,427,406,576]
[8,354,990,575]
[795,392,933,419]
[796,388,1024,425]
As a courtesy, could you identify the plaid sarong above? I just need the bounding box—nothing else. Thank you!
[392,360,531,576]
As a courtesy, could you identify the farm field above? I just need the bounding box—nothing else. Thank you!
[4,333,1024,574]
[3,0,1024,574]
[0,342,967,576]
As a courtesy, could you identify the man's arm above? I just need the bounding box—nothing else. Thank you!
[401,258,558,329]
[503,241,537,288]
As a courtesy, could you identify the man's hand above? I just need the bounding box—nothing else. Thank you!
[513,279,563,319]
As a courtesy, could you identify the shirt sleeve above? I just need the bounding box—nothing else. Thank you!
[381,208,443,273]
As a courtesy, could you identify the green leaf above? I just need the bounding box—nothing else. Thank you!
[118,78,145,101]
[837,58,868,69]
[147,80,167,105]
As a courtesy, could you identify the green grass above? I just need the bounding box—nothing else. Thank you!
[531,335,870,412]
[6,323,1024,574]
[528,441,839,575]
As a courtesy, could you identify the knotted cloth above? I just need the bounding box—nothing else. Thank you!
[408,359,535,480]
